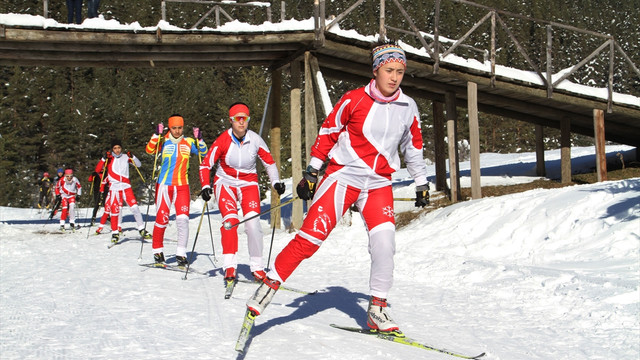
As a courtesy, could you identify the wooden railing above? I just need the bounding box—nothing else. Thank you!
[313,0,640,111]
[38,0,639,109]
[160,0,273,29]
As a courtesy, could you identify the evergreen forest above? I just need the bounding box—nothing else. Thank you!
[1,0,638,208]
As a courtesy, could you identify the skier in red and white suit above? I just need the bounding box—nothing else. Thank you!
[55,168,82,230]
[247,43,430,333]
[199,102,285,282]
[103,138,151,243]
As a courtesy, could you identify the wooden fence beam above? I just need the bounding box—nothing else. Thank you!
[290,61,303,229]
[468,82,481,199]
[270,71,282,229]
[560,118,572,184]
[433,101,448,193]
[594,109,608,182]
[445,91,460,202]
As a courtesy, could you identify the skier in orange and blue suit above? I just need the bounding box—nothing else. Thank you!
[145,114,208,266]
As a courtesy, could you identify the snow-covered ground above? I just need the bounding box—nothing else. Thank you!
[1,145,638,360]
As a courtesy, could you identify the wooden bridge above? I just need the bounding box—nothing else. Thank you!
[1,0,639,224]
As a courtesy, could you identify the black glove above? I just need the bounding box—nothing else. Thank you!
[296,166,318,201]
[274,182,285,196]
[127,151,133,158]
[75,195,81,202]
[201,187,213,202]
[415,184,430,208]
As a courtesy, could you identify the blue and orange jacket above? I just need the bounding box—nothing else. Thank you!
[146,134,208,186]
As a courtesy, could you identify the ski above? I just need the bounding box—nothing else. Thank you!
[330,324,485,359]
[224,279,237,299]
[236,278,318,295]
[235,309,257,353]
[139,262,206,275]
[107,239,123,249]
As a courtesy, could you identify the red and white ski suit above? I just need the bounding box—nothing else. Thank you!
[199,129,280,273]
[55,176,82,227]
[101,152,145,235]
[269,82,428,298]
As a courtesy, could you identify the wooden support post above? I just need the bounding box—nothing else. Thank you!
[270,71,282,229]
[290,61,303,229]
[432,101,448,193]
[467,82,481,199]
[560,118,572,184]
[594,109,607,182]
[304,52,318,163]
[445,91,460,202]
[379,0,386,41]
[535,124,546,177]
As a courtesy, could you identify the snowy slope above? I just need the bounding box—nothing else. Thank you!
[1,146,638,360]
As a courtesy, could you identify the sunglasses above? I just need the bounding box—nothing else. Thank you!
[230,115,250,123]
[65,175,73,179]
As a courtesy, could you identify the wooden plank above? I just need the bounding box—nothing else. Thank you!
[270,71,282,229]
[535,125,546,177]
[593,109,608,182]
[560,118,572,184]
[468,82,481,199]
[1,27,316,45]
[304,52,318,163]
[433,101,448,193]
[445,91,459,202]
[0,50,291,62]
[290,61,303,229]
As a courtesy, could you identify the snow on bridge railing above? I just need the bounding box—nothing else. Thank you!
[313,0,640,111]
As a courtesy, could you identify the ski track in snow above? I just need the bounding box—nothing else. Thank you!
[1,146,639,360]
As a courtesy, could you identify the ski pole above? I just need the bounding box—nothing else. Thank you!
[205,203,217,265]
[183,202,208,280]
[196,137,217,264]
[223,196,299,230]
[266,221,276,272]
[131,160,147,183]
[139,136,163,261]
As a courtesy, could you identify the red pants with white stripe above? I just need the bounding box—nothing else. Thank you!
[152,184,190,257]
[215,183,264,273]
[270,177,396,298]
[107,187,144,234]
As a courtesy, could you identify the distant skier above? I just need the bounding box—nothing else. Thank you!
[102,138,152,244]
[48,168,65,219]
[89,155,121,235]
[55,168,82,231]
[37,172,52,210]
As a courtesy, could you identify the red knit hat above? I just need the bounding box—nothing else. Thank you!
[64,169,73,175]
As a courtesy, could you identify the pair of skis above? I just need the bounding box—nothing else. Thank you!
[224,277,317,299]
[236,315,484,359]
[139,262,207,275]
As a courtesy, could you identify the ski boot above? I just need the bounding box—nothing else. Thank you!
[252,270,267,282]
[176,256,188,267]
[367,296,400,333]
[154,252,165,265]
[246,277,280,316]
[139,229,152,240]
